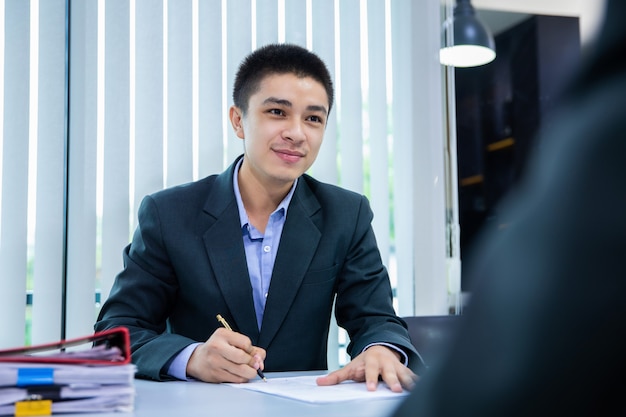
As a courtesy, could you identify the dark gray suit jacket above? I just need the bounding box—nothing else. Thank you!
[393,1,626,415]
[96,155,418,380]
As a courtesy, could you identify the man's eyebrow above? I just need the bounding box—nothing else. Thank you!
[263,97,292,107]
[262,97,328,115]
[306,104,328,115]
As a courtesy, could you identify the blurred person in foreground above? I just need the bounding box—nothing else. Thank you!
[393,1,626,415]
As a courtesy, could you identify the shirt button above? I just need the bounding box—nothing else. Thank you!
[264,293,268,298]
[263,245,271,253]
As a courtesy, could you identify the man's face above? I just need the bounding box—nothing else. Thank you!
[230,73,329,190]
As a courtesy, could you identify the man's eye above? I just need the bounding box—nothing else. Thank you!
[308,115,323,123]
[268,109,284,116]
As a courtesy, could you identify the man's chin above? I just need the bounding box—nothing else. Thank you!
[270,169,303,185]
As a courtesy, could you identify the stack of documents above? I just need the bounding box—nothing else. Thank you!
[0,328,136,416]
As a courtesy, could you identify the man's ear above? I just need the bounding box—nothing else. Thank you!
[229,106,245,139]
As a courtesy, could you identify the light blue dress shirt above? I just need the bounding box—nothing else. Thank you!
[233,159,297,330]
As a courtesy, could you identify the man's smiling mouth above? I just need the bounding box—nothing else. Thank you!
[273,148,305,162]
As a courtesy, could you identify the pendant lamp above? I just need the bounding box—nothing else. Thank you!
[440,0,496,67]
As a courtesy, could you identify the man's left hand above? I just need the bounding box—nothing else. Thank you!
[315,345,418,392]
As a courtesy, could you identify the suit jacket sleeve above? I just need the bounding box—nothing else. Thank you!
[328,191,421,368]
[95,195,197,381]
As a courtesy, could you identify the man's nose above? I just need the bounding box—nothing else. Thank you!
[283,120,306,142]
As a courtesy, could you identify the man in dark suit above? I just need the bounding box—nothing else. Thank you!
[95,44,419,391]
[393,0,626,415]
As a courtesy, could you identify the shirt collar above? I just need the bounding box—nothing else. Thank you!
[233,157,298,229]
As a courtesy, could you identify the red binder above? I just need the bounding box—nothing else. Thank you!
[0,327,131,366]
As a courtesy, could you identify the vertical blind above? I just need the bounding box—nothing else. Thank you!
[0,0,68,347]
[0,0,449,366]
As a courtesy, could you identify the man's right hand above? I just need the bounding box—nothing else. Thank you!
[186,328,266,383]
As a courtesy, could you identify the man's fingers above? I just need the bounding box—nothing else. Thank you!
[398,369,418,390]
[190,328,266,383]
[213,366,253,383]
[364,358,381,391]
[243,345,266,371]
[380,362,418,392]
[216,329,265,368]
[381,358,410,392]
[248,353,264,370]
[380,367,402,393]
[316,368,349,386]
[315,346,417,394]
[221,342,255,365]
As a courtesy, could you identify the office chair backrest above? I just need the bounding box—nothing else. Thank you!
[403,315,462,368]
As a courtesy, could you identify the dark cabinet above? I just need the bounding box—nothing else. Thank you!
[456,15,581,290]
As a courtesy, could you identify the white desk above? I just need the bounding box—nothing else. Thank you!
[73,372,405,417]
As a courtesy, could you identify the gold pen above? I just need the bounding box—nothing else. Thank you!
[216,314,267,382]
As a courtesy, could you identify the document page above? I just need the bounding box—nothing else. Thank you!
[225,375,409,403]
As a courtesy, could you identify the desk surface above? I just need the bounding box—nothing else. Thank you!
[74,372,405,417]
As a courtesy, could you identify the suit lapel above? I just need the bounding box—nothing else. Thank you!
[258,178,322,348]
[202,157,259,342]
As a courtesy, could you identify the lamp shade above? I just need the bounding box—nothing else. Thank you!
[440,0,496,67]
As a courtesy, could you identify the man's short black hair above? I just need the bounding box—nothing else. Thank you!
[232,43,334,115]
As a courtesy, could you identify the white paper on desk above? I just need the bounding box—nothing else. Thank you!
[225,375,409,403]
